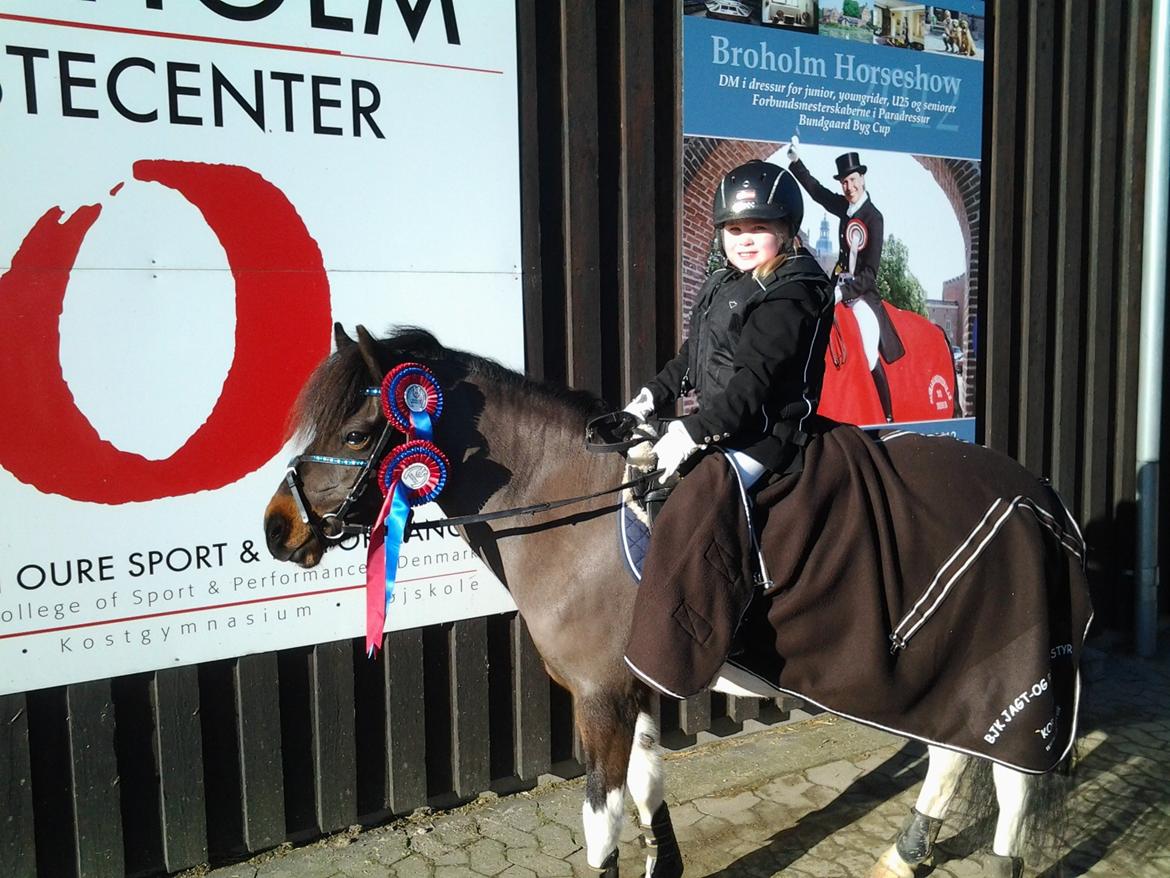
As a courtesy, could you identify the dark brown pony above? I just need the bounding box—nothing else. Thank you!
[265,325,1069,878]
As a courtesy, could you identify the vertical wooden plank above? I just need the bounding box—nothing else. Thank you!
[981,2,1021,451]
[2,694,37,878]
[1112,0,1152,529]
[1017,0,1056,474]
[726,695,760,725]
[67,680,124,877]
[385,629,427,813]
[450,618,491,799]
[561,0,603,395]
[152,667,207,872]
[511,616,550,781]
[516,0,546,381]
[678,692,711,737]
[1081,1,1123,544]
[617,0,659,400]
[310,641,356,832]
[1050,1,1090,505]
[234,653,285,852]
[654,0,683,371]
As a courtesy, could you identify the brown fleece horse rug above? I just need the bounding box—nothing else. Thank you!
[623,423,1092,773]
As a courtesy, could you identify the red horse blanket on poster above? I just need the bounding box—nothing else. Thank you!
[623,424,1093,774]
[818,302,958,425]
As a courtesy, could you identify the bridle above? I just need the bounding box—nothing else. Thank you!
[284,387,394,543]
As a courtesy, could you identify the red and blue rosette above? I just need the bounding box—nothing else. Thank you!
[380,362,444,436]
[366,362,447,658]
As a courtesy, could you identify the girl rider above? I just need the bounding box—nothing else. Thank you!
[624,159,833,491]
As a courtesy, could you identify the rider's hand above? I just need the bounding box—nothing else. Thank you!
[786,134,800,163]
[652,420,703,485]
[622,387,656,422]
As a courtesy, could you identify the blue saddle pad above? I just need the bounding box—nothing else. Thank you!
[619,501,651,581]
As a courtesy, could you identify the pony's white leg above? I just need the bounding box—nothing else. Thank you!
[991,762,1030,857]
[577,693,636,875]
[625,712,664,825]
[868,746,969,878]
[916,745,969,818]
[624,711,682,877]
[581,788,626,873]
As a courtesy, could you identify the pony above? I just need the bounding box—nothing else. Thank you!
[264,324,1082,878]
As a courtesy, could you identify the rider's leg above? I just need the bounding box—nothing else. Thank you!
[851,300,895,422]
[871,361,895,423]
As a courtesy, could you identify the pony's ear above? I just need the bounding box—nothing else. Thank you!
[355,325,384,381]
[333,322,355,350]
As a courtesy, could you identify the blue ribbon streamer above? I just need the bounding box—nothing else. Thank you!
[376,408,437,640]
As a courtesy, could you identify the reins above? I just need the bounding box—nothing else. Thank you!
[407,469,661,533]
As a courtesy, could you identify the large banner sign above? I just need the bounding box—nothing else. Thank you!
[0,1,522,694]
[682,1,983,440]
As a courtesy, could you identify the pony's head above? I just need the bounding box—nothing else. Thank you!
[263,323,452,567]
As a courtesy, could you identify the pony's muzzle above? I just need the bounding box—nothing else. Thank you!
[263,493,314,562]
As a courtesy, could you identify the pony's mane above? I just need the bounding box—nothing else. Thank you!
[291,326,606,442]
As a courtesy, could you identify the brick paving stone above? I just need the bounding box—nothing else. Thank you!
[464,838,509,877]
[692,790,761,822]
[391,857,434,878]
[805,759,866,793]
[504,844,576,876]
[475,818,539,851]
[429,815,480,849]
[532,821,581,860]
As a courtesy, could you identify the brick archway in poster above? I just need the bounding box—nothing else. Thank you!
[681,137,980,415]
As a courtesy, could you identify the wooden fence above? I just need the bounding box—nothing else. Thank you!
[1,1,1162,875]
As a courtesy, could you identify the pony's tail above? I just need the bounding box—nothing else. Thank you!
[955,747,1076,860]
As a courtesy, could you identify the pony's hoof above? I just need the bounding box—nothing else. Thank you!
[867,844,916,878]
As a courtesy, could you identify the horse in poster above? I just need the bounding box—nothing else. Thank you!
[263,325,1090,878]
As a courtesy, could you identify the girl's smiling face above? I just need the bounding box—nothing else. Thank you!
[722,219,786,272]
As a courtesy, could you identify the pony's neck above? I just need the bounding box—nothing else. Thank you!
[436,369,621,519]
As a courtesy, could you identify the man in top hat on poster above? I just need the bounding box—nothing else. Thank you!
[787,142,905,422]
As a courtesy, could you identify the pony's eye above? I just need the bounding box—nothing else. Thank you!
[344,431,369,448]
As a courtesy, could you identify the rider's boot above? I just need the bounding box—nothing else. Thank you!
[984,853,1025,877]
[871,360,895,423]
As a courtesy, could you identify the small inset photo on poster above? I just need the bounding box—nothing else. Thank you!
[684,0,761,25]
[761,0,820,33]
[920,7,985,60]
[818,2,985,60]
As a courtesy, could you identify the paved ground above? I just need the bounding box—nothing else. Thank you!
[192,639,1170,877]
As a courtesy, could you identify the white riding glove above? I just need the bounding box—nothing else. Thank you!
[622,386,656,422]
[652,420,703,485]
[786,134,800,163]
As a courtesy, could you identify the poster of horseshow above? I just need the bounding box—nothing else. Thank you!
[683,0,982,439]
[0,0,524,694]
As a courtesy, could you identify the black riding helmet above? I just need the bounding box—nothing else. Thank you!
[712,160,804,233]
